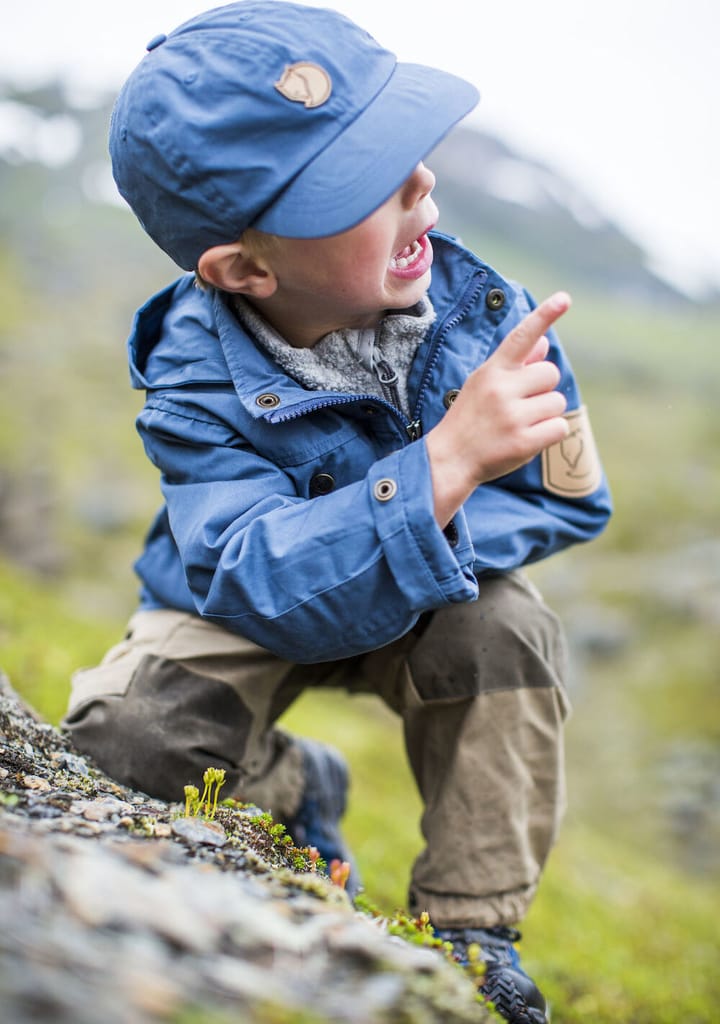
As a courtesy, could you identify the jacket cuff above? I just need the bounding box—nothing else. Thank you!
[367,440,478,609]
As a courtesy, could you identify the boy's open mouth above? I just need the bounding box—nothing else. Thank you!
[389,238,423,270]
[388,232,433,279]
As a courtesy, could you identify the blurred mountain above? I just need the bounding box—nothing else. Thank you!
[430,126,697,306]
[1,80,711,310]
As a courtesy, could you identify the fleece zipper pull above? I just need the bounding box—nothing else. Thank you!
[355,326,402,410]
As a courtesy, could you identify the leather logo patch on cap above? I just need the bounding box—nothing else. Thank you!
[542,405,602,498]
[275,62,332,108]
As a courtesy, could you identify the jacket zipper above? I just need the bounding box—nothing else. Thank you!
[409,269,488,436]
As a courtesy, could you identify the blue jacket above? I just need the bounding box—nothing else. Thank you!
[128,231,612,662]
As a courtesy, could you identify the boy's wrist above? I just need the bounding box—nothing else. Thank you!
[425,425,479,528]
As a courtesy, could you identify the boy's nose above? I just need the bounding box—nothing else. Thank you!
[402,162,436,208]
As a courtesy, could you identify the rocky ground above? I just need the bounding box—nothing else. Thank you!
[0,672,492,1024]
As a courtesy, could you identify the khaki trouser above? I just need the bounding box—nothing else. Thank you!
[63,571,570,929]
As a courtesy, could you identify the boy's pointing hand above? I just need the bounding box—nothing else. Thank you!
[494,291,571,369]
[426,292,572,527]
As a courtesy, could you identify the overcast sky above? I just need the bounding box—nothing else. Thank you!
[3,0,719,296]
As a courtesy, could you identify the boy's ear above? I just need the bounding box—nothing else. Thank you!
[197,242,277,298]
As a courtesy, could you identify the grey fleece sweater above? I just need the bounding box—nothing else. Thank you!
[232,295,436,419]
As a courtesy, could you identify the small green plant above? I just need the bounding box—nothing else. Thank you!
[183,784,200,817]
[246,812,326,873]
[183,767,226,820]
[126,815,158,837]
[386,908,450,952]
[354,896,452,956]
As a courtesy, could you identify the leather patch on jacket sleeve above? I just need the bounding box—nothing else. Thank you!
[541,405,602,498]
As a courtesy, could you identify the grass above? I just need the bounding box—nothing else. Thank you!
[0,558,122,723]
[525,827,720,1024]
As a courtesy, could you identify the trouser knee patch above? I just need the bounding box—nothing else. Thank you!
[408,580,566,702]
[65,654,252,801]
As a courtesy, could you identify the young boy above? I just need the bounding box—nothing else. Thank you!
[63,3,612,1021]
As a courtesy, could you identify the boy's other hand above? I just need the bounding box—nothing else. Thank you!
[426,292,571,527]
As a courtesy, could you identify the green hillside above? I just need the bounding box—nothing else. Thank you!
[1,82,719,1022]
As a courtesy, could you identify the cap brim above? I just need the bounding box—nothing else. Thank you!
[253,63,479,238]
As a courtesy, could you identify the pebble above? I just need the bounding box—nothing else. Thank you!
[80,797,135,821]
[51,751,90,777]
[22,775,51,791]
[171,816,227,847]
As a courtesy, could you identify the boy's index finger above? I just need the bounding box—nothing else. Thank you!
[494,292,572,368]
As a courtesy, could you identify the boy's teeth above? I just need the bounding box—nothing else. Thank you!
[390,239,422,269]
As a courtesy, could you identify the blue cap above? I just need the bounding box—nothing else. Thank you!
[109,1,479,270]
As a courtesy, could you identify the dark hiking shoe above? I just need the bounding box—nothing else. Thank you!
[435,926,549,1024]
[283,738,361,896]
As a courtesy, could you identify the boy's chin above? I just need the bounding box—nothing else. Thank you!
[386,273,431,311]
